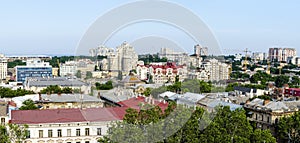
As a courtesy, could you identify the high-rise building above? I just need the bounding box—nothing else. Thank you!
[158,47,189,65]
[16,58,52,83]
[0,54,7,80]
[107,42,138,74]
[201,59,231,81]
[269,48,296,62]
[194,44,208,57]
[89,45,114,57]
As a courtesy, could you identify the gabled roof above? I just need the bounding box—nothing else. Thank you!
[11,96,168,124]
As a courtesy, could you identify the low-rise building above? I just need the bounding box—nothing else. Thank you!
[10,96,168,143]
[35,93,103,109]
[244,98,300,133]
[24,77,90,94]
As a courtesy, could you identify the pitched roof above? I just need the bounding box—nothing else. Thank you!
[11,96,168,124]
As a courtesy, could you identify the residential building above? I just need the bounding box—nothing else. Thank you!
[35,93,103,109]
[7,55,52,62]
[15,58,52,83]
[120,73,145,88]
[200,59,231,81]
[89,45,114,57]
[10,96,168,143]
[136,62,187,84]
[252,52,267,62]
[193,44,208,57]
[107,42,138,74]
[60,61,77,77]
[269,48,296,62]
[244,98,300,133]
[0,100,8,124]
[0,54,8,80]
[158,47,190,65]
[24,77,90,94]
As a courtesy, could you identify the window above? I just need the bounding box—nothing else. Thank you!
[26,130,30,138]
[67,129,71,137]
[85,141,90,143]
[261,115,264,121]
[97,128,102,135]
[76,129,80,136]
[1,118,5,124]
[48,130,53,137]
[267,116,270,123]
[57,129,62,137]
[85,128,89,136]
[38,130,43,138]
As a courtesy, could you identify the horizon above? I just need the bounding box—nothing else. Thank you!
[1,0,300,56]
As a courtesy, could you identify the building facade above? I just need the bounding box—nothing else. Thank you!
[15,59,52,83]
[107,42,138,74]
[200,59,231,81]
[0,54,8,80]
[136,62,187,84]
[269,48,296,62]
[60,61,77,77]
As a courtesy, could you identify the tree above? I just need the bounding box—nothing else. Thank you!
[8,124,29,143]
[76,70,82,78]
[86,71,93,79]
[275,75,289,87]
[277,111,300,143]
[19,99,38,110]
[290,76,300,87]
[143,87,152,97]
[0,124,9,143]
[251,129,276,143]
[95,81,113,90]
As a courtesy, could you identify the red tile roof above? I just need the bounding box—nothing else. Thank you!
[10,97,168,124]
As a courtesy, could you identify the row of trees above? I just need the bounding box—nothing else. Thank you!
[0,87,34,98]
[40,85,80,94]
[99,103,276,143]
[95,81,113,90]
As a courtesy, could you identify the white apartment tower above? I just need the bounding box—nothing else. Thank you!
[0,54,7,80]
[107,42,138,73]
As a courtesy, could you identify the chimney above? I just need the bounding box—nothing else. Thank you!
[58,92,61,96]
[263,99,270,105]
[38,92,42,101]
[151,99,155,105]
[97,91,101,99]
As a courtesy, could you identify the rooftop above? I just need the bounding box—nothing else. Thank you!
[25,77,88,87]
[10,96,168,124]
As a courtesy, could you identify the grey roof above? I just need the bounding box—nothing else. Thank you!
[99,88,135,103]
[38,94,102,103]
[245,98,300,112]
[176,92,206,106]
[207,100,242,111]
[26,77,88,87]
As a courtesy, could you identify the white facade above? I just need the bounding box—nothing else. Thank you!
[158,47,190,65]
[89,45,114,57]
[60,61,77,77]
[24,121,110,143]
[107,42,138,73]
[201,59,231,81]
[0,54,7,80]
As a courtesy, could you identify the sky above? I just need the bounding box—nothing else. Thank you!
[0,0,300,56]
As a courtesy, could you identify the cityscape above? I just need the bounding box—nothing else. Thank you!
[1,1,300,143]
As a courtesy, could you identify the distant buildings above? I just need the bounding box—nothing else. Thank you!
[15,58,52,83]
[158,47,190,65]
[107,42,138,74]
[59,61,77,77]
[0,54,8,80]
[252,52,267,62]
[200,59,231,81]
[89,45,114,57]
[136,62,187,84]
[268,48,296,62]
[193,44,208,57]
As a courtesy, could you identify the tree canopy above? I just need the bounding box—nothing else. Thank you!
[0,87,34,98]
[19,99,38,110]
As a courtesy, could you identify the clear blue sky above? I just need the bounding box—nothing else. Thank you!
[0,0,299,56]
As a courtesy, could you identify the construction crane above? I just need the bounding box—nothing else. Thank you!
[243,48,252,71]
